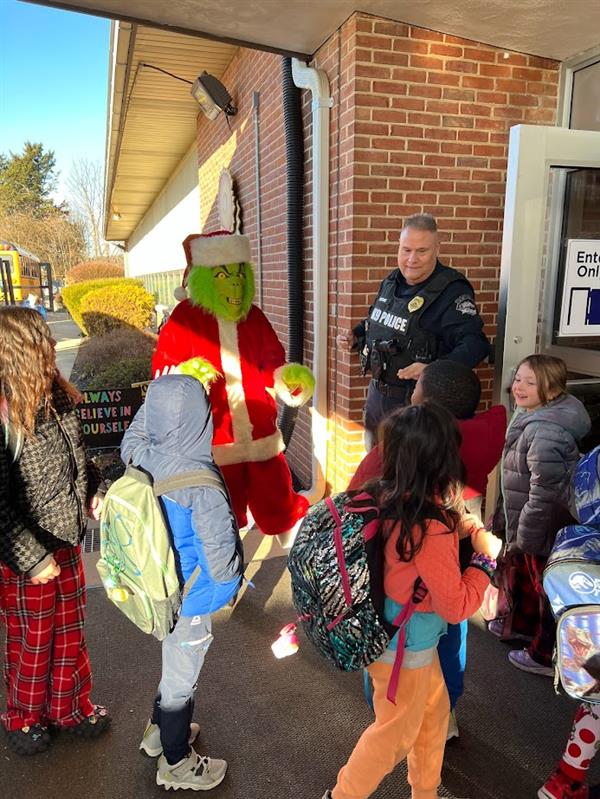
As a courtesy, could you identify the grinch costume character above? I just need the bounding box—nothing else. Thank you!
[152,231,315,540]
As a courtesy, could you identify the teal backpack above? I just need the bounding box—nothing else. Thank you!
[97,464,226,640]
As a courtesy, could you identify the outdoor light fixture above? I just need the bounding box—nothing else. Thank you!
[191,71,237,121]
[111,211,122,221]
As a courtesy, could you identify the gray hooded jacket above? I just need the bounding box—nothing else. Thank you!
[496,393,591,557]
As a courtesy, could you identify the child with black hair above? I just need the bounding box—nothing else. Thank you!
[323,403,501,799]
[349,360,507,738]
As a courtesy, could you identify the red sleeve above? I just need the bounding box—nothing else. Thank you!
[348,446,383,491]
[151,304,194,376]
[413,522,489,624]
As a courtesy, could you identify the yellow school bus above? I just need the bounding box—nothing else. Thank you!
[0,240,42,303]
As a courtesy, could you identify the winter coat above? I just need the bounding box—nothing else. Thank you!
[120,374,244,616]
[495,393,591,557]
[0,383,102,575]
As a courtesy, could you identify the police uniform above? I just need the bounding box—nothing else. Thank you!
[354,260,489,441]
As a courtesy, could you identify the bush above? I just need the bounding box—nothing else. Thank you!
[76,327,156,387]
[80,283,155,337]
[66,259,124,285]
[62,277,143,333]
[86,357,152,389]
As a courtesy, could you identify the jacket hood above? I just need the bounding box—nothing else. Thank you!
[137,374,216,481]
[572,445,600,527]
[512,393,591,442]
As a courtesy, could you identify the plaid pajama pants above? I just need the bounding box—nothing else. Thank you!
[0,546,95,731]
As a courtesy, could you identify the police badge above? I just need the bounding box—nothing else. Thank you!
[408,296,425,313]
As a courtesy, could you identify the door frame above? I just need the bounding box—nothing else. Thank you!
[493,124,600,407]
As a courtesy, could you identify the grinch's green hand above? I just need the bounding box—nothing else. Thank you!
[274,363,315,407]
[178,357,222,390]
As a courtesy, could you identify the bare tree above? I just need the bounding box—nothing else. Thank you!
[66,158,108,258]
[0,209,86,281]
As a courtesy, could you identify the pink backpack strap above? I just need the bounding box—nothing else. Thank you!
[325,497,352,611]
[386,580,428,704]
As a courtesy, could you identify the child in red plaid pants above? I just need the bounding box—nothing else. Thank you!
[0,307,110,755]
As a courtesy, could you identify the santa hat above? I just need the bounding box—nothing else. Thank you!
[174,231,251,301]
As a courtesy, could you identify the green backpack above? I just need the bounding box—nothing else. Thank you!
[97,464,226,640]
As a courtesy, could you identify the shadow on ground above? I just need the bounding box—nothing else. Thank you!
[1,556,598,799]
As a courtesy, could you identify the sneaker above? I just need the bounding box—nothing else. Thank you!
[538,767,589,799]
[156,750,227,791]
[447,710,459,741]
[6,724,51,756]
[321,793,333,799]
[140,720,201,758]
[488,619,533,642]
[508,649,554,677]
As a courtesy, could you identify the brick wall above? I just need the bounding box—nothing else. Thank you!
[194,12,561,494]
[311,12,560,489]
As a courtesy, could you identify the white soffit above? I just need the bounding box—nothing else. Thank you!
[104,24,236,240]
[25,0,600,61]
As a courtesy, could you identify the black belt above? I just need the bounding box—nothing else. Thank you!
[372,380,412,400]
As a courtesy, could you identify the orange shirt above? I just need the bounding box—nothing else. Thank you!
[383,515,489,624]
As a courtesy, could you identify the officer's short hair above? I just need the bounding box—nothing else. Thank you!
[420,360,481,420]
[403,213,438,234]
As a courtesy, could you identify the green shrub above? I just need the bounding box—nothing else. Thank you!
[75,327,156,388]
[86,357,152,389]
[62,277,143,334]
[66,259,124,285]
[80,283,155,337]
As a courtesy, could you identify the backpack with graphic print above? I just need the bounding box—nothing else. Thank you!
[288,491,427,675]
[97,464,226,641]
[543,447,600,703]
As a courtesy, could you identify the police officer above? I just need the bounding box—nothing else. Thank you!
[337,213,489,449]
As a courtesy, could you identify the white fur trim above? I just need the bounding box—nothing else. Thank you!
[190,233,251,268]
[273,364,313,407]
[217,317,254,444]
[213,430,285,466]
[174,285,188,301]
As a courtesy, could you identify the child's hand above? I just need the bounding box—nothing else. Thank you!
[30,558,61,585]
[471,529,502,560]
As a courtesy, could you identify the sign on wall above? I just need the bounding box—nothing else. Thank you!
[76,385,148,448]
[559,239,600,337]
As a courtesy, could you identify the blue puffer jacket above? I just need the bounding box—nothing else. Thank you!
[121,375,243,616]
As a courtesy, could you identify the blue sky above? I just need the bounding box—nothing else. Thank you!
[0,0,110,201]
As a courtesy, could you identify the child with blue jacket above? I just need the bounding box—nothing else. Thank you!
[121,373,243,792]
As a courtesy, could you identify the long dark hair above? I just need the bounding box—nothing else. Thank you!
[365,403,466,562]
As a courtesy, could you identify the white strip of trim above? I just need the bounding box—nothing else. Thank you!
[217,318,254,444]
[213,430,285,466]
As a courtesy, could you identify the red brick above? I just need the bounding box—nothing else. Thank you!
[442,141,473,154]
[477,91,508,104]
[407,111,442,125]
[496,51,527,66]
[428,72,461,86]
[462,75,494,89]
[373,20,409,37]
[425,154,456,166]
[410,54,445,69]
[356,34,394,50]
[426,99,460,114]
[513,67,543,81]
[443,114,474,128]
[391,68,428,83]
[409,83,443,98]
[460,103,492,116]
[464,47,496,63]
[423,180,455,191]
[393,38,429,54]
[372,109,408,123]
[446,59,478,73]
[409,27,444,41]
[430,43,464,57]
[457,129,490,142]
[372,80,410,95]
[355,63,392,79]
[442,87,475,101]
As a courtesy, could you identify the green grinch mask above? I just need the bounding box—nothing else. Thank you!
[187,261,255,321]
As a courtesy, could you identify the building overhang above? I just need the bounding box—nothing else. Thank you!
[25,0,600,62]
[103,22,236,240]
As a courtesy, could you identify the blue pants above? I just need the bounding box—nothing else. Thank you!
[437,620,468,710]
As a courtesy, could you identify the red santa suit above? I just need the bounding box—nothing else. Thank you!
[152,299,309,535]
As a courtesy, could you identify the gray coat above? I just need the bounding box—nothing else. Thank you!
[496,393,591,557]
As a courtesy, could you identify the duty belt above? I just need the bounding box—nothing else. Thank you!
[372,380,412,401]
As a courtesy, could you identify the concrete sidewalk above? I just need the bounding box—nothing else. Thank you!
[2,554,599,799]
[48,311,83,381]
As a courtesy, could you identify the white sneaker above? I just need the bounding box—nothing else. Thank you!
[140,720,200,758]
[447,710,459,741]
[156,750,227,791]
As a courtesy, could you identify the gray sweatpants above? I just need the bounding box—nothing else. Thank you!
[158,614,213,711]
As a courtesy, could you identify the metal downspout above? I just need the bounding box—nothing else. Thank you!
[291,58,332,504]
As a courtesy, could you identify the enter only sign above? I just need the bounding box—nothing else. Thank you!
[559,239,600,337]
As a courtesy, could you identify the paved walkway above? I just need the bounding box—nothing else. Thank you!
[47,311,82,380]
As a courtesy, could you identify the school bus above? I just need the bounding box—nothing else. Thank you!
[0,240,42,303]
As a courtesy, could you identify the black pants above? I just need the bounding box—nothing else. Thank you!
[363,380,412,450]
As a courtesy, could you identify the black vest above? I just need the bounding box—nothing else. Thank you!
[363,267,463,387]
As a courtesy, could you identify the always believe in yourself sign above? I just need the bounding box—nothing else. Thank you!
[76,385,148,448]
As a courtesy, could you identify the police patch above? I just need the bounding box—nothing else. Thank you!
[455,294,477,316]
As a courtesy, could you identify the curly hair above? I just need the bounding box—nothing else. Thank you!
[0,307,59,435]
